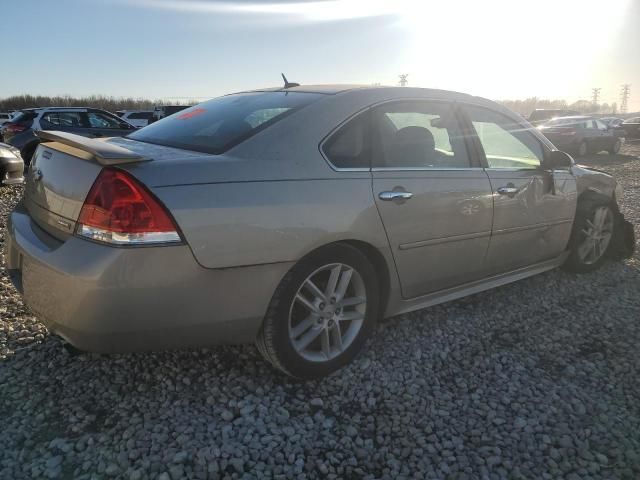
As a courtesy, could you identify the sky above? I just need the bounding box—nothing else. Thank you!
[2,0,639,109]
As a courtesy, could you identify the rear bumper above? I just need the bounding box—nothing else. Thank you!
[5,204,292,353]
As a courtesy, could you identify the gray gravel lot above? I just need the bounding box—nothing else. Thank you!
[1,144,639,479]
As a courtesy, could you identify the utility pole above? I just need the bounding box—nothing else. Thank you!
[398,74,409,87]
[591,87,601,108]
[620,84,631,114]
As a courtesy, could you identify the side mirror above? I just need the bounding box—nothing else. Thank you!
[541,150,572,170]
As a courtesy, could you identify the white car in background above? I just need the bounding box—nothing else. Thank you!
[0,112,14,126]
[116,110,154,128]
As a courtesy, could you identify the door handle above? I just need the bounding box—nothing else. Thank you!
[497,186,519,195]
[379,191,413,201]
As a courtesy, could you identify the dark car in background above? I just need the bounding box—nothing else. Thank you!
[528,109,580,126]
[600,117,626,137]
[1,107,136,165]
[622,117,640,139]
[538,116,621,157]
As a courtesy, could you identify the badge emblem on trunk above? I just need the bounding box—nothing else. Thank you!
[33,169,43,182]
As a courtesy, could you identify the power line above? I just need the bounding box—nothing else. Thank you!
[591,88,601,106]
[620,84,631,114]
[398,74,409,87]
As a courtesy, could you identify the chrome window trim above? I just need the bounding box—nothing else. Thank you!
[372,167,485,172]
[483,167,541,172]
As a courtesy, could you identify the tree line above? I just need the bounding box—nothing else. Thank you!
[0,93,624,117]
[0,95,182,112]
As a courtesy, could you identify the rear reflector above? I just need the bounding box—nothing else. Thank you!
[76,168,181,245]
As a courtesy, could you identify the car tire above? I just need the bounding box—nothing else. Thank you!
[256,243,380,379]
[563,195,616,273]
[608,138,621,155]
[576,141,588,157]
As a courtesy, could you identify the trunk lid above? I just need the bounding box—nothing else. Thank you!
[24,132,149,240]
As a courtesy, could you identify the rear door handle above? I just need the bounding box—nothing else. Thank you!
[497,186,519,195]
[379,191,413,201]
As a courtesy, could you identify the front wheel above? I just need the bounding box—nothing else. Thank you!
[608,138,621,155]
[563,198,615,273]
[256,244,380,379]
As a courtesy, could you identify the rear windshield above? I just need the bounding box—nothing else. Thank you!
[129,92,323,154]
[9,111,37,126]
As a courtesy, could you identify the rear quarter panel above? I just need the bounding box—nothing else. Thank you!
[152,176,391,269]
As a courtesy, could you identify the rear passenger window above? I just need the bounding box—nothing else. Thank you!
[41,112,85,128]
[322,113,369,169]
[372,101,470,169]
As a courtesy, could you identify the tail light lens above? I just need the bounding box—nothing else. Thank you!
[76,168,181,245]
[5,123,27,134]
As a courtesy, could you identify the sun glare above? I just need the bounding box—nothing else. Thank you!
[395,0,631,99]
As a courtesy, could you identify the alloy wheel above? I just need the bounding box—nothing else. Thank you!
[288,263,366,362]
[577,206,614,265]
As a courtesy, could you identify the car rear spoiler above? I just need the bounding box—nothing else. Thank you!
[36,130,149,166]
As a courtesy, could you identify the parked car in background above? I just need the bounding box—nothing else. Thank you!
[538,116,621,156]
[0,142,24,185]
[622,117,640,139]
[528,109,580,126]
[0,107,136,165]
[150,105,192,123]
[5,85,634,378]
[599,117,626,138]
[116,110,154,128]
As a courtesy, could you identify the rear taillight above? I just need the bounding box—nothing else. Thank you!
[5,123,26,134]
[76,168,181,245]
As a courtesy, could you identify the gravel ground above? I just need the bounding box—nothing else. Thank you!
[1,144,639,480]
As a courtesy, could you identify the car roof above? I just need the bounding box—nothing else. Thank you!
[236,84,483,104]
[549,115,592,121]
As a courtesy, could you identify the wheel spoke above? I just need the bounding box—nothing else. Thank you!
[331,325,343,352]
[303,279,326,302]
[577,239,592,261]
[320,329,331,358]
[295,326,323,351]
[338,296,365,308]
[338,311,365,322]
[290,314,317,339]
[594,208,606,229]
[295,293,318,313]
[325,265,342,297]
[335,268,354,300]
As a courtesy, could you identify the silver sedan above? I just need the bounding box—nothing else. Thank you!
[5,85,634,378]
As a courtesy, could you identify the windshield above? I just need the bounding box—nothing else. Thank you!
[130,92,323,154]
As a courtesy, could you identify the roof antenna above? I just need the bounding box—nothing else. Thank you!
[281,73,300,89]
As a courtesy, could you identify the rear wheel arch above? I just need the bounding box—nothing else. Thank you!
[339,240,391,318]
